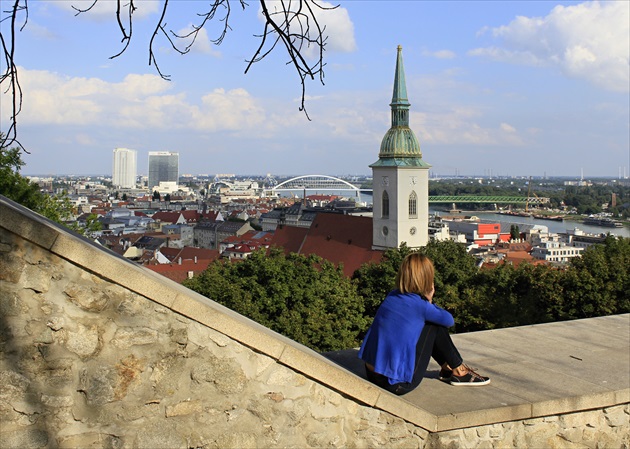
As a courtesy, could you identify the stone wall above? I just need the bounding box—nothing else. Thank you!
[1,197,628,448]
[0,228,429,448]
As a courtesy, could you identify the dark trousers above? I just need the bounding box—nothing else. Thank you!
[365,323,463,395]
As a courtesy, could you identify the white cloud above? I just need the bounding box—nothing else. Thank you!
[174,26,222,57]
[500,123,516,133]
[6,68,277,134]
[49,0,160,20]
[469,1,630,92]
[258,1,356,58]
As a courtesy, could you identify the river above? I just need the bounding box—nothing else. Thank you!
[281,191,630,238]
[435,210,630,238]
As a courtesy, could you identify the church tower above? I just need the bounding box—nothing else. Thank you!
[371,45,431,250]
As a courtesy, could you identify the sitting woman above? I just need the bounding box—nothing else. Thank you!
[358,253,490,395]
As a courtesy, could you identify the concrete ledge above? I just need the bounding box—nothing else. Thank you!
[1,195,628,433]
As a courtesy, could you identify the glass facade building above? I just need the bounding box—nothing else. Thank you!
[148,151,179,191]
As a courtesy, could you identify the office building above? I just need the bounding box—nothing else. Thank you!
[112,148,137,189]
[148,151,179,192]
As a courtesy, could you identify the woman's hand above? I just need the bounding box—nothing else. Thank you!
[426,284,435,303]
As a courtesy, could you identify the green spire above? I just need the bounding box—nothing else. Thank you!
[371,45,429,168]
[391,44,410,125]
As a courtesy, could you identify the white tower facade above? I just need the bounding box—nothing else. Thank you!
[112,147,137,189]
[371,46,431,250]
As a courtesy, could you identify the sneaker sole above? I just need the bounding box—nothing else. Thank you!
[450,379,491,386]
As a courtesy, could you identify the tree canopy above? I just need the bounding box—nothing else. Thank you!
[184,238,628,351]
[183,247,368,352]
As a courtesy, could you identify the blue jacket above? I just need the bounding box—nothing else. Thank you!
[358,289,454,384]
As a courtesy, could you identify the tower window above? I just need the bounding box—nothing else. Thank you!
[382,191,390,218]
[409,191,417,218]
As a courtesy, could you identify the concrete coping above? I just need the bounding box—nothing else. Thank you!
[1,195,628,433]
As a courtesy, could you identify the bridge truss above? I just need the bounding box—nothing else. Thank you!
[429,195,549,205]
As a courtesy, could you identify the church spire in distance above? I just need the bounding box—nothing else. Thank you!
[371,45,427,166]
[391,44,410,127]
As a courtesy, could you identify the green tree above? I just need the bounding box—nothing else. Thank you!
[352,244,412,320]
[0,140,43,210]
[184,248,368,352]
[152,190,161,201]
[510,224,520,240]
[1,136,76,229]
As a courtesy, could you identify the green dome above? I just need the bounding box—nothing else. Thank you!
[379,126,422,158]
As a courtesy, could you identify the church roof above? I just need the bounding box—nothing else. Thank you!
[371,45,429,168]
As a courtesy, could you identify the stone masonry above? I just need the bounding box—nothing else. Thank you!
[0,196,628,448]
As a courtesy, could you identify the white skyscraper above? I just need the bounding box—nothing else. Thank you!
[112,148,137,189]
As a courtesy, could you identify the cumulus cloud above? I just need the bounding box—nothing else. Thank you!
[469,1,629,92]
[258,1,356,58]
[174,26,222,57]
[8,68,275,134]
[48,0,160,20]
[411,108,524,147]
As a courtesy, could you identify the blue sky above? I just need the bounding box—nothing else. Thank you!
[2,0,628,178]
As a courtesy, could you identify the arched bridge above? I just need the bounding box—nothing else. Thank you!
[272,175,361,193]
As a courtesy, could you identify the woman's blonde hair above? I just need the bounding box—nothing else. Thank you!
[395,253,434,297]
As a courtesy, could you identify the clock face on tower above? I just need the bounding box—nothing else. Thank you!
[410,227,417,235]
[382,226,389,236]
[381,176,389,187]
[409,176,417,185]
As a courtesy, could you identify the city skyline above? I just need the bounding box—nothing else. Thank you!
[2,1,629,178]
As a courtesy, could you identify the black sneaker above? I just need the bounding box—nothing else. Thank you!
[438,367,453,381]
[449,366,490,386]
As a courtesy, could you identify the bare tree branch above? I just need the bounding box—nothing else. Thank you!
[0,0,27,152]
[0,0,334,151]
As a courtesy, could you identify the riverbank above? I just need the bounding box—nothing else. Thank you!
[436,209,630,238]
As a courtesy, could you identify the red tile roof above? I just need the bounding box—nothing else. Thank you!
[271,214,383,277]
[145,258,215,283]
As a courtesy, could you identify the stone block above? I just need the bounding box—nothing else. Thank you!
[0,428,49,448]
[0,199,59,250]
[111,326,158,349]
[165,400,203,417]
[279,344,381,408]
[40,393,74,408]
[0,252,25,284]
[191,357,246,394]
[375,391,437,432]
[63,283,109,312]
[135,429,187,449]
[603,404,629,427]
[21,263,51,293]
[65,323,101,358]
[171,292,286,359]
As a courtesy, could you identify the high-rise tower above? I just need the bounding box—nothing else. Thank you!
[148,151,179,192]
[112,148,137,189]
[370,46,431,250]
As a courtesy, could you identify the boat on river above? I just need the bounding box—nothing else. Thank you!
[583,216,623,228]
